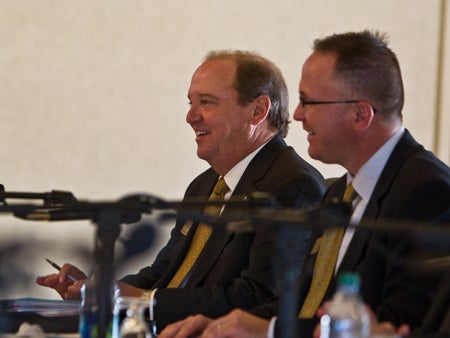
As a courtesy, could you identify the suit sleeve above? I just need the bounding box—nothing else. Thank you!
[367,178,450,328]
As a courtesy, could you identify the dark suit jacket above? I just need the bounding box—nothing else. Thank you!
[257,130,450,337]
[410,208,450,337]
[121,135,327,331]
[412,270,450,337]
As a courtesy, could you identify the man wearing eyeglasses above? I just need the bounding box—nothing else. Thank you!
[159,30,450,338]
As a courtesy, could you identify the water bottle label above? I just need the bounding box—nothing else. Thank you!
[80,311,97,338]
[80,311,113,338]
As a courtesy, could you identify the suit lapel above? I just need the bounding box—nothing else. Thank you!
[364,130,422,218]
[185,136,288,286]
[157,170,219,287]
[338,130,422,271]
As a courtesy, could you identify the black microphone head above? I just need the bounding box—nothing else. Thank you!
[44,190,78,207]
[0,184,5,205]
[120,223,156,260]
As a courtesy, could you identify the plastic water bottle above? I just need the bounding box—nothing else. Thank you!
[79,265,100,338]
[79,264,117,338]
[320,272,370,338]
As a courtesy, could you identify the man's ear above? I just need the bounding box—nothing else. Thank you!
[353,101,374,130]
[250,95,271,125]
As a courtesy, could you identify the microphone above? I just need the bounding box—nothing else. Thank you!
[0,189,77,207]
[17,206,142,224]
[227,200,351,233]
[118,223,156,260]
[0,184,5,204]
[10,190,275,224]
[14,194,167,223]
[20,208,96,221]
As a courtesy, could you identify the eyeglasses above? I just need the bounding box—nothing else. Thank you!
[300,99,377,113]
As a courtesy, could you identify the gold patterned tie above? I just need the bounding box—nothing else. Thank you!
[167,176,230,288]
[298,183,358,318]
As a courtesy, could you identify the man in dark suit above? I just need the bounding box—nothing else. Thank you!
[158,31,450,338]
[36,51,326,331]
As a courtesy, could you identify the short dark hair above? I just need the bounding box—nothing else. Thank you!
[205,50,290,137]
[313,30,404,120]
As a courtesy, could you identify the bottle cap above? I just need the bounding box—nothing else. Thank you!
[337,272,360,290]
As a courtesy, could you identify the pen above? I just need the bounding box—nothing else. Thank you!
[45,258,78,282]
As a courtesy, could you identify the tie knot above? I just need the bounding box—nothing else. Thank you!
[210,176,229,200]
[342,183,358,204]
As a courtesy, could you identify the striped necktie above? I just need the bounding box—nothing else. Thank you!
[298,183,358,318]
[167,176,229,288]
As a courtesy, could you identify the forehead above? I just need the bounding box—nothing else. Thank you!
[189,59,237,95]
[300,52,340,95]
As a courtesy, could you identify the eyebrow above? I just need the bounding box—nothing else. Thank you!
[188,93,221,101]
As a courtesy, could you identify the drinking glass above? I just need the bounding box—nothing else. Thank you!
[114,297,153,338]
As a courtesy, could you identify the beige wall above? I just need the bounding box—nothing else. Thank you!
[0,0,448,299]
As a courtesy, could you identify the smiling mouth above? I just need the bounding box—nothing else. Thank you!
[196,131,209,136]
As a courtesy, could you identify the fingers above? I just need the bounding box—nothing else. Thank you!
[372,321,410,337]
[365,304,378,322]
[312,322,321,338]
[396,324,411,337]
[59,263,86,283]
[201,309,270,338]
[313,301,332,338]
[201,318,228,338]
[375,321,398,335]
[316,301,331,318]
[36,274,77,299]
[160,310,270,338]
[36,274,59,287]
[36,263,86,300]
[64,280,84,300]
[159,315,212,338]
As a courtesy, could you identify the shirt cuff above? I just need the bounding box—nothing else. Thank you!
[267,316,277,338]
[143,288,157,321]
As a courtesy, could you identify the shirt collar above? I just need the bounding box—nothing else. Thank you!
[223,139,270,193]
[348,127,404,200]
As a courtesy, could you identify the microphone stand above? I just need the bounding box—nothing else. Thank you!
[3,190,447,338]
[256,203,351,338]
[0,191,157,338]
[273,224,307,338]
[0,189,295,338]
[94,209,121,338]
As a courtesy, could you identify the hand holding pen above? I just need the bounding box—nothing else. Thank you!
[36,259,86,300]
[45,258,79,282]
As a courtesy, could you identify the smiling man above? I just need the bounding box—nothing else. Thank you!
[159,31,450,338]
[36,50,326,333]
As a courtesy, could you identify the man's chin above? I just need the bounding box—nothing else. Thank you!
[307,148,320,161]
[196,149,210,162]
